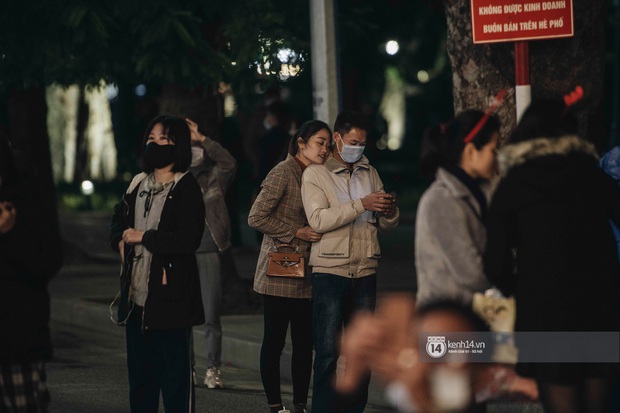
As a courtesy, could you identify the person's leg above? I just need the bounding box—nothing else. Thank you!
[536,380,579,413]
[126,306,160,413]
[261,295,292,409]
[311,273,348,413]
[582,377,612,413]
[158,327,195,413]
[349,274,377,317]
[0,361,50,413]
[343,274,377,413]
[196,252,223,370]
[608,375,620,413]
[289,298,313,410]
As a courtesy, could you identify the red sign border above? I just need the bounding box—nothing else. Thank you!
[470,0,574,44]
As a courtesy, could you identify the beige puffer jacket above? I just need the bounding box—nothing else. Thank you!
[301,155,399,278]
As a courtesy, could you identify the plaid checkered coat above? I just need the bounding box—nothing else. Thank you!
[249,156,312,298]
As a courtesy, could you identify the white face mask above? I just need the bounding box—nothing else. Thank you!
[385,381,420,413]
[190,146,205,167]
[385,367,471,413]
[337,137,365,164]
[429,366,472,411]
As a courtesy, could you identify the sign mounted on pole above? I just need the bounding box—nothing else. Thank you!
[471,0,574,44]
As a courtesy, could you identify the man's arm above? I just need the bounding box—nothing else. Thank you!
[301,166,365,233]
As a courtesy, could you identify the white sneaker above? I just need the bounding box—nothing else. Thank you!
[278,406,291,413]
[204,367,224,389]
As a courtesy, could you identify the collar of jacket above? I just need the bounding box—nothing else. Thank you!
[436,167,481,201]
[125,171,189,194]
[324,154,370,174]
[498,135,598,176]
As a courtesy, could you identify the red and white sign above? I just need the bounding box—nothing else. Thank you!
[471,0,574,44]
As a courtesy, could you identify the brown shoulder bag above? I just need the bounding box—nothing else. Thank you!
[266,244,305,278]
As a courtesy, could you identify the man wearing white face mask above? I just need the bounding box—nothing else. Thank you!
[186,118,237,389]
[301,112,400,413]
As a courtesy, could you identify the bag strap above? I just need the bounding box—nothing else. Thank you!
[272,243,300,253]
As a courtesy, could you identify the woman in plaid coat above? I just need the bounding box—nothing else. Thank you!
[249,120,331,413]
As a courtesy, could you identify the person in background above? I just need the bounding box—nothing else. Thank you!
[0,132,63,413]
[110,115,205,413]
[415,109,499,308]
[598,146,620,413]
[484,94,620,413]
[257,101,293,183]
[185,118,237,389]
[599,146,620,257]
[301,112,399,413]
[249,120,331,413]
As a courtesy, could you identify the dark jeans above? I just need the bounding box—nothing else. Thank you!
[260,294,313,406]
[311,273,377,413]
[126,306,194,413]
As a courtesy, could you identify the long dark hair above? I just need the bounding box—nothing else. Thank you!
[510,99,579,144]
[141,115,192,173]
[419,110,500,178]
[288,120,332,156]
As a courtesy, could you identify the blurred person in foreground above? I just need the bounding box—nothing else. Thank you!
[337,295,536,413]
[301,112,399,413]
[249,120,332,413]
[185,118,237,389]
[484,90,620,413]
[110,115,205,413]
[0,132,63,412]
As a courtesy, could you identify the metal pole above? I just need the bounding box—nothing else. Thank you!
[310,0,340,126]
[514,41,531,122]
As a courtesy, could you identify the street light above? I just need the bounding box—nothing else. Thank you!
[386,40,399,55]
[80,180,94,210]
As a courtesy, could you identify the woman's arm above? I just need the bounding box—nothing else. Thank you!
[248,166,298,243]
[301,167,365,234]
[201,137,237,192]
[420,193,492,292]
[110,195,128,252]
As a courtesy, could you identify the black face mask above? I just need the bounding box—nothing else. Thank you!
[144,143,175,169]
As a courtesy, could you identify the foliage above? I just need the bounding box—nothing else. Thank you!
[0,0,307,94]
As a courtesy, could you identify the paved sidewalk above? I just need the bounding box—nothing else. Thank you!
[52,211,396,407]
[52,210,543,412]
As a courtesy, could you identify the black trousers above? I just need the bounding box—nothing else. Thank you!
[126,306,194,413]
[260,295,313,406]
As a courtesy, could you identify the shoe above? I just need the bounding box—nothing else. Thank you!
[277,406,291,413]
[292,404,306,413]
[204,367,224,389]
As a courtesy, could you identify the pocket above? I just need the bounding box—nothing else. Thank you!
[318,230,350,258]
[153,261,187,301]
[365,224,381,258]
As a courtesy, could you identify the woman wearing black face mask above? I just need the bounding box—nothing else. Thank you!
[110,115,206,413]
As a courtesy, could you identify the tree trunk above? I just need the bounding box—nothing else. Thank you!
[8,88,56,190]
[7,87,61,248]
[444,1,607,150]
